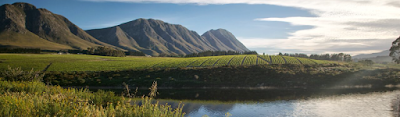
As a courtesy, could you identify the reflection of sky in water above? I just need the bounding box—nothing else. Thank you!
[184,90,400,117]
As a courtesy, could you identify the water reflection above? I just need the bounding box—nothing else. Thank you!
[150,88,399,102]
[153,89,400,117]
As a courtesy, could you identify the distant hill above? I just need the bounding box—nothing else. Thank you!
[353,50,393,63]
[0,2,116,50]
[353,50,390,59]
[86,19,249,56]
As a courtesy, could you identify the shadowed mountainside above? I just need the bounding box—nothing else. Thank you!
[0,2,250,55]
[202,28,249,52]
[86,19,249,56]
[0,2,116,50]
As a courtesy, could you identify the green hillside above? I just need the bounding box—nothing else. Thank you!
[0,54,341,72]
[0,32,73,50]
[0,3,118,50]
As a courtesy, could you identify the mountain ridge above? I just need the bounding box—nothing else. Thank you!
[0,2,250,56]
[353,50,390,59]
[87,18,249,56]
[0,2,117,50]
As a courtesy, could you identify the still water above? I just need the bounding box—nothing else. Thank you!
[149,88,400,117]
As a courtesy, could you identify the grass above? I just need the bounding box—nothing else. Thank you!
[0,80,186,117]
[0,54,342,72]
[0,67,238,117]
[0,32,73,50]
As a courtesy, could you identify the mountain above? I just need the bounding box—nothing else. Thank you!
[0,2,250,54]
[201,29,249,52]
[87,18,249,56]
[0,2,115,50]
[353,50,393,63]
[353,50,390,59]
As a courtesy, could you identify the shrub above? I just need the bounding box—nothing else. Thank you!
[1,66,44,81]
[0,80,186,117]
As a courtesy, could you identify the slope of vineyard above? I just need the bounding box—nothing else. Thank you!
[296,57,317,64]
[227,55,247,66]
[242,55,258,66]
[258,55,272,63]
[153,57,198,68]
[313,59,338,64]
[282,56,301,64]
[269,55,286,64]
[186,57,210,67]
[213,55,235,67]
[0,54,344,71]
[257,57,269,65]
[200,56,223,67]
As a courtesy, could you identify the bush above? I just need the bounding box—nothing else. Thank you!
[358,60,374,66]
[0,81,186,117]
[1,66,44,81]
[87,46,126,57]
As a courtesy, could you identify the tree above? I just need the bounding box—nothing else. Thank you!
[87,46,126,57]
[344,54,352,62]
[126,51,145,56]
[184,51,257,57]
[358,60,374,66]
[390,36,400,63]
[338,53,344,61]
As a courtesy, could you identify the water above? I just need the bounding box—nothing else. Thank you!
[146,88,400,117]
[96,87,400,116]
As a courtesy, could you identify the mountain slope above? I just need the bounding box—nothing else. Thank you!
[0,31,72,50]
[353,50,390,59]
[352,50,393,63]
[0,2,115,50]
[87,18,249,55]
[201,29,249,52]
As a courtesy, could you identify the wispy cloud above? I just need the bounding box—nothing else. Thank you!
[238,37,393,55]
[83,0,400,55]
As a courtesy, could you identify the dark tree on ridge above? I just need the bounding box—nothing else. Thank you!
[390,36,400,63]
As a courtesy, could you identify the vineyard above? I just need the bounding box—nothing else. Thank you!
[0,54,341,71]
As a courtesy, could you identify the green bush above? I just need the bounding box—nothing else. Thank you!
[1,66,44,81]
[0,80,186,117]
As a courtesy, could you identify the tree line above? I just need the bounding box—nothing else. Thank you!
[87,46,126,57]
[278,52,352,61]
[0,48,41,53]
[184,50,258,57]
[68,46,145,57]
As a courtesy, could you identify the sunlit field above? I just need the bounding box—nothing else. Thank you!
[0,54,340,71]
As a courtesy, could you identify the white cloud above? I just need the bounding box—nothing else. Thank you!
[238,37,393,55]
[84,0,400,55]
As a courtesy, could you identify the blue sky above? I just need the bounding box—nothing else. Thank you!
[1,0,399,55]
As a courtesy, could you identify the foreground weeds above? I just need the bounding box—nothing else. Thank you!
[0,80,185,117]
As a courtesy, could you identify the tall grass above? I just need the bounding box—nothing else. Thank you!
[1,66,44,81]
[0,80,186,117]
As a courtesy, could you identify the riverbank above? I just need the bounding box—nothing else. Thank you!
[0,80,185,117]
[44,64,400,88]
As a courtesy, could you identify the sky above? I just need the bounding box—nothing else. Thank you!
[1,0,399,56]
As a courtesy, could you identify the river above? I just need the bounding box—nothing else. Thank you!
[141,88,400,117]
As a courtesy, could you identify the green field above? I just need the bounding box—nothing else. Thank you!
[0,54,340,71]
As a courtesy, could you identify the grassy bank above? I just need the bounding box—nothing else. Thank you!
[2,54,397,88]
[0,80,186,117]
[42,63,400,88]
